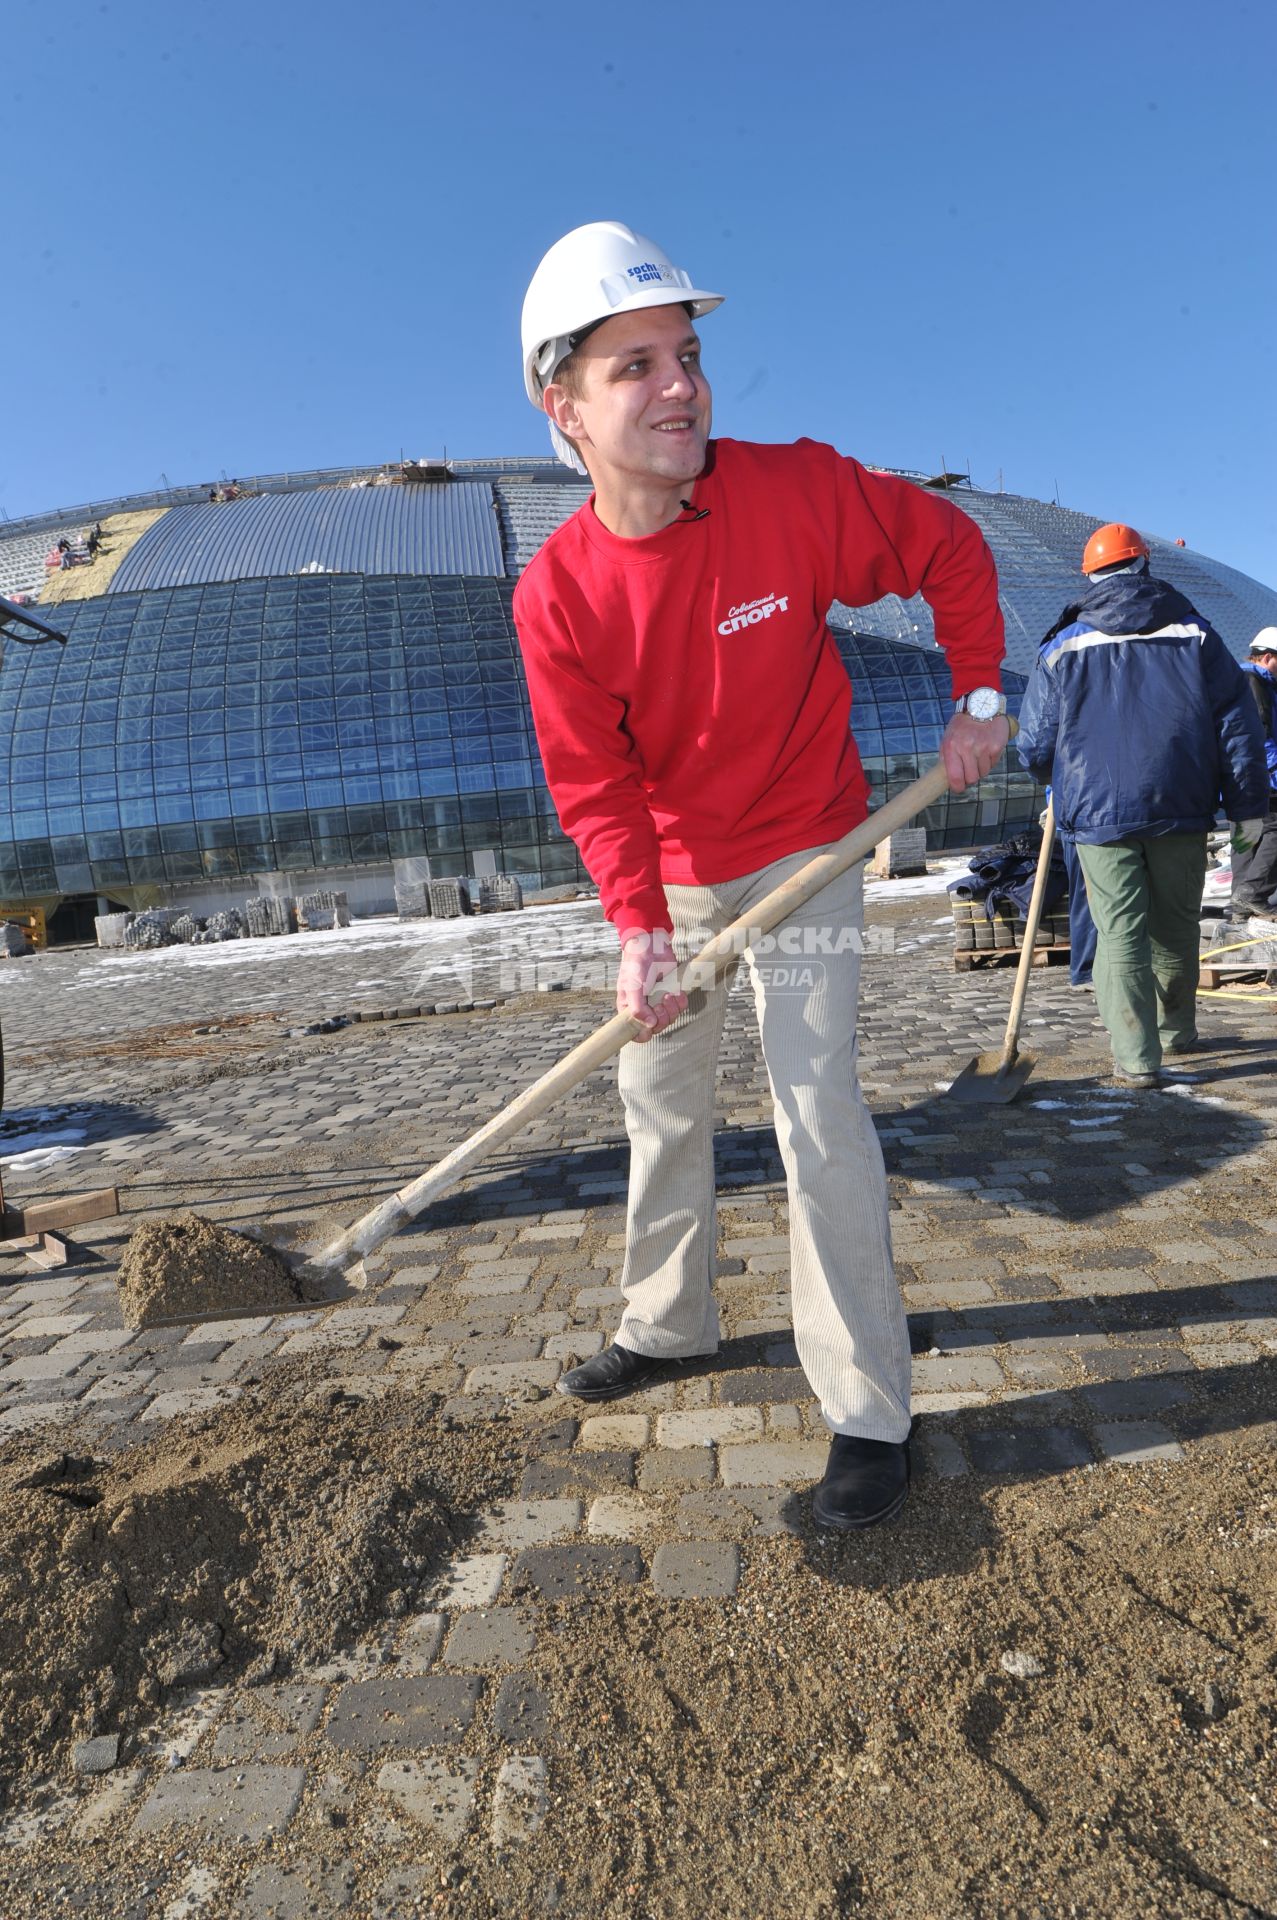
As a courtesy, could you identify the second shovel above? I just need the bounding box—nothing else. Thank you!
[946,801,1058,1104]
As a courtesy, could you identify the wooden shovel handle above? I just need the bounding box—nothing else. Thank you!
[997,799,1055,1074]
[310,731,1015,1272]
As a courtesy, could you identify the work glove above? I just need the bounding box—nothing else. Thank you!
[616,928,687,1042]
[1231,820,1266,855]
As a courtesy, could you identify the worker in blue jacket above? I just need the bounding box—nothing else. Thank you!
[1232,628,1277,917]
[1016,524,1267,1087]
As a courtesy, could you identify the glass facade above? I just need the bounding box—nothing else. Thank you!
[0,576,1033,902]
[5,461,1271,912]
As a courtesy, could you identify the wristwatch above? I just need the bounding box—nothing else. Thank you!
[954,687,1007,721]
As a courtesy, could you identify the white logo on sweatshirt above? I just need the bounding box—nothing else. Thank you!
[717,590,791,637]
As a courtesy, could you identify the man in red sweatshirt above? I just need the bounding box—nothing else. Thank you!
[513,221,1008,1530]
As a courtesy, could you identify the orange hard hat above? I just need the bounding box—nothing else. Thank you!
[1082,523,1149,573]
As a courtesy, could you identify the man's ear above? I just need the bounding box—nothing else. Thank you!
[544,384,588,448]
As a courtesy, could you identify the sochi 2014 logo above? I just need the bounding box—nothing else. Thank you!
[626,261,676,286]
[717,591,791,637]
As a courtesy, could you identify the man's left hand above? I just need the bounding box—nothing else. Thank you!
[940,712,1011,793]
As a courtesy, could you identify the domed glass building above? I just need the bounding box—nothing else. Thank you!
[2,459,1273,938]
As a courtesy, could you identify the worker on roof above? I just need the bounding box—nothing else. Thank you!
[1231,629,1277,919]
[512,221,1008,1531]
[1016,525,1267,1088]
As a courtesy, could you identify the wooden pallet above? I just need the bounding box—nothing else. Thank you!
[954,944,1072,973]
[1198,964,1277,992]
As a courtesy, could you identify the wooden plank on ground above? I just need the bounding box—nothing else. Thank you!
[0,1187,120,1239]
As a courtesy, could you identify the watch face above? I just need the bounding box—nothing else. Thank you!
[966,688,1002,722]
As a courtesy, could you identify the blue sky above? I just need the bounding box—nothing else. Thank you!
[6,0,1274,585]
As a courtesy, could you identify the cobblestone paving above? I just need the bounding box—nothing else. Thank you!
[1,888,1274,1911]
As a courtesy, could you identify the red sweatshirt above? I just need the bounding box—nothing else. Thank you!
[512,437,1004,936]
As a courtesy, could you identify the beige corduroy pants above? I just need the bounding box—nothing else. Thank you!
[615,848,912,1442]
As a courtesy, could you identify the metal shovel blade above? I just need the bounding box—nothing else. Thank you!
[945,1046,1037,1104]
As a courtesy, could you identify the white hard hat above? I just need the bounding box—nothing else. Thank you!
[1249,627,1277,653]
[521,220,723,416]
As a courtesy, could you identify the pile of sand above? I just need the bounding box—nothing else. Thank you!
[116,1212,303,1328]
[0,1389,513,1784]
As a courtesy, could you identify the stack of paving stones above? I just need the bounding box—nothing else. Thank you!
[93,911,133,949]
[245,896,296,938]
[477,874,523,913]
[193,909,247,943]
[428,877,472,919]
[298,891,351,931]
[122,910,181,950]
[168,913,204,944]
[1,889,1275,1900]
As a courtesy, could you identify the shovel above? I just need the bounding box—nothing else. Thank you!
[946,799,1056,1104]
[304,752,965,1278]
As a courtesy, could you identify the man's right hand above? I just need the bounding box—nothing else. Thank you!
[616,928,687,1042]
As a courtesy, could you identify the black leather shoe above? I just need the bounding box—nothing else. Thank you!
[556,1342,668,1402]
[811,1434,910,1531]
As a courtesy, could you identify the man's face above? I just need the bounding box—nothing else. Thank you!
[546,303,711,487]
[1255,651,1277,672]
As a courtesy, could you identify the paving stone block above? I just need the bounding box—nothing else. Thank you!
[453,1336,543,1367]
[73,1734,120,1774]
[232,1862,357,1916]
[579,1413,649,1449]
[494,1673,551,1743]
[525,1416,579,1453]
[1093,1421,1186,1464]
[476,1499,583,1548]
[133,1765,306,1842]
[435,1553,507,1608]
[655,1407,763,1447]
[650,1541,740,1599]
[9,1314,93,1341]
[376,1757,479,1842]
[520,1448,635,1496]
[1079,1376,1194,1419]
[903,1281,998,1309]
[371,1868,435,1916]
[966,1425,1093,1475]
[911,1354,1005,1393]
[638,1448,715,1492]
[1189,1341,1261,1368]
[587,1494,661,1539]
[443,1608,535,1668]
[325,1675,482,1750]
[573,1285,625,1311]
[544,1330,605,1362]
[82,1369,157,1402]
[718,1442,828,1487]
[674,1488,797,1537]
[1002,1351,1079,1389]
[713,1367,811,1406]
[142,1384,242,1421]
[1056,1268,1149,1297]
[397,1612,445,1672]
[213,1716,298,1763]
[463,1358,561,1395]
[913,1430,970,1478]
[181,1317,274,1346]
[512,1543,644,1598]
[71,1768,145,1839]
[492,1755,547,1843]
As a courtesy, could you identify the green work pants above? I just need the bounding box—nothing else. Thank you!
[1074,834,1208,1075]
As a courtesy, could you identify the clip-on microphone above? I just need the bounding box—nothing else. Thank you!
[679,499,710,522]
